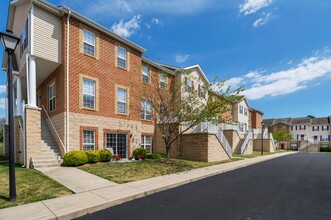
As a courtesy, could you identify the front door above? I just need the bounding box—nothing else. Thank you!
[106,133,128,159]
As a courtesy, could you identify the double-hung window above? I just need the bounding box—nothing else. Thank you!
[141,135,152,153]
[83,79,95,109]
[239,105,243,114]
[200,86,205,99]
[117,46,127,68]
[300,125,306,130]
[187,79,193,93]
[117,88,127,114]
[160,74,166,89]
[83,130,95,151]
[244,107,248,116]
[322,125,329,131]
[49,82,56,112]
[83,30,95,56]
[321,135,330,142]
[142,65,149,83]
[312,126,319,131]
[141,100,152,120]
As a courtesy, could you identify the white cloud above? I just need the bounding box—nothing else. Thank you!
[0,85,6,94]
[111,15,141,38]
[239,0,273,15]
[67,0,215,18]
[223,77,244,89]
[253,13,271,27]
[0,98,5,110]
[288,60,293,65]
[245,71,261,78]
[175,54,190,63]
[239,56,331,100]
[151,18,162,25]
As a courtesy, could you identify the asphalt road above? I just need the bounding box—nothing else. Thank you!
[77,153,331,220]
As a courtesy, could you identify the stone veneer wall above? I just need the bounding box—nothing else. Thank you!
[46,112,66,156]
[253,139,275,152]
[154,126,180,158]
[223,130,241,154]
[14,116,24,164]
[3,125,9,157]
[180,133,230,162]
[69,112,154,156]
[25,107,42,168]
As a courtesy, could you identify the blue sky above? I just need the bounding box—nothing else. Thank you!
[1,0,331,119]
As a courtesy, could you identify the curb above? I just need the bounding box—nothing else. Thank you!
[0,152,296,220]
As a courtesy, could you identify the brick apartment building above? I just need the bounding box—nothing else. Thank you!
[3,0,266,168]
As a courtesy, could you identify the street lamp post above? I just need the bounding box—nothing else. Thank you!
[261,122,264,155]
[0,30,20,202]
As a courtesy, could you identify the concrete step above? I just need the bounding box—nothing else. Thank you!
[40,152,62,157]
[32,158,61,164]
[32,155,62,160]
[32,163,61,169]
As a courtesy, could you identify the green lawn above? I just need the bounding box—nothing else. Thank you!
[0,163,72,209]
[234,150,288,159]
[79,158,242,184]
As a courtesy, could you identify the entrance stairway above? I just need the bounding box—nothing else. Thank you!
[30,120,62,168]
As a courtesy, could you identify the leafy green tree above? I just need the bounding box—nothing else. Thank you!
[306,115,315,118]
[272,128,292,142]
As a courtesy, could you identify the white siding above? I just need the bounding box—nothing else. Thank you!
[33,6,62,63]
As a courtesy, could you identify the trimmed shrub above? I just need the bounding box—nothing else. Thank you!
[320,147,330,152]
[99,149,112,162]
[146,153,165,160]
[133,148,147,160]
[63,151,88,166]
[86,150,100,163]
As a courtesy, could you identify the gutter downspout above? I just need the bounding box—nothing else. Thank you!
[66,11,71,154]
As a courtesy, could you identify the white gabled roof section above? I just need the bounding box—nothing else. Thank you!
[184,64,210,85]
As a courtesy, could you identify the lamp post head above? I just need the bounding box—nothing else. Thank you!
[0,30,20,53]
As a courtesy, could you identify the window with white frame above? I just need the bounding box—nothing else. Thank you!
[200,86,205,99]
[83,30,95,56]
[160,74,167,89]
[321,135,330,141]
[300,125,306,130]
[83,79,95,109]
[322,125,329,131]
[312,126,319,131]
[117,46,127,68]
[141,99,152,120]
[239,105,243,114]
[244,107,248,116]
[49,82,56,112]
[83,130,95,151]
[187,79,193,93]
[117,88,127,114]
[142,65,149,83]
[141,135,152,153]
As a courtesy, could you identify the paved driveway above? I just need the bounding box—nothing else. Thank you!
[77,153,331,220]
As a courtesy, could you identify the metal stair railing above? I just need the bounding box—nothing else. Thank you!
[240,131,252,155]
[41,105,66,154]
[269,133,276,151]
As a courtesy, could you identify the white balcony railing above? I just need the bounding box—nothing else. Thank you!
[240,131,252,155]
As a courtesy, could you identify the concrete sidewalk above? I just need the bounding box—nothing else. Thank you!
[37,167,118,193]
[0,152,296,220]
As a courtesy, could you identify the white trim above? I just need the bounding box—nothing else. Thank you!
[184,64,210,84]
[30,4,34,55]
[83,29,95,56]
[66,11,71,154]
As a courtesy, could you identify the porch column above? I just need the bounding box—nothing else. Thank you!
[28,55,37,107]
[16,76,23,116]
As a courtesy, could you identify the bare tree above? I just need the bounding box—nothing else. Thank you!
[132,65,243,163]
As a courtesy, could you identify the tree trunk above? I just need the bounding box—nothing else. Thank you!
[166,144,171,163]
